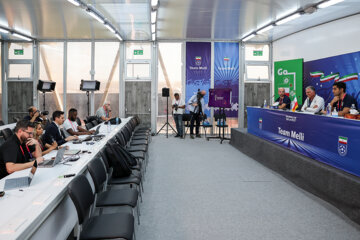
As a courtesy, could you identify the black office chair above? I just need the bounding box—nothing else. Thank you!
[214,112,229,135]
[87,157,140,224]
[85,122,94,130]
[0,120,4,126]
[1,128,14,141]
[91,120,98,127]
[67,174,135,240]
[201,114,213,137]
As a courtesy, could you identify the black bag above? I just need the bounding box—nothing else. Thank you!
[115,145,138,166]
[104,144,131,178]
[105,117,121,125]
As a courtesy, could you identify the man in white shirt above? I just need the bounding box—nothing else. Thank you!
[301,86,325,113]
[172,93,185,138]
[187,90,206,139]
[96,101,112,121]
[63,108,95,136]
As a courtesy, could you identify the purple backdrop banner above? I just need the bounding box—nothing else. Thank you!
[214,42,239,117]
[186,42,211,116]
[208,88,232,108]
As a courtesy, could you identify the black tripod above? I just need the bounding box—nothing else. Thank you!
[156,95,177,138]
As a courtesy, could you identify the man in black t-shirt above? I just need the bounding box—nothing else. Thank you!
[330,82,357,116]
[0,120,44,179]
[275,88,291,110]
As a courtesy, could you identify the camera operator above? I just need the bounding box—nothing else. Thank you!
[172,93,185,138]
[24,106,48,124]
[188,90,206,139]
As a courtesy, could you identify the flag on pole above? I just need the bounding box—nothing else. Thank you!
[291,97,299,112]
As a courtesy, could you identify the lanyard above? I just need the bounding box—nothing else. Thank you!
[279,97,283,105]
[337,93,347,110]
[69,120,77,131]
[20,145,33,159]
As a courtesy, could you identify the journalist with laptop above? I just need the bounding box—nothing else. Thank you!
[0,120,44,179]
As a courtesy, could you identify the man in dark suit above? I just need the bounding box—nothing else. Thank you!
[43,111,78,146]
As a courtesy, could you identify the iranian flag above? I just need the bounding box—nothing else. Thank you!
[320,73,339,83]
[336,73,358,83]
[338,136,348,145]
[195,56,201,61]
[259,118,262,123]
[291,97,299,112]
[310,71,323,78]
[224,57,230,61]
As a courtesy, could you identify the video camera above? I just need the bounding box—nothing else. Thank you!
[36,110,49,116]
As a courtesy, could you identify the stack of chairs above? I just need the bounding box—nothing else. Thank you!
[67,116,151,240]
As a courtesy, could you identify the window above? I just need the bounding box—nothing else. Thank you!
[94,42,120,117]
[8,64,32,78]
[39,42,64,115]
[66,42,91,120]
[126,63,150,78]
[246,65,269,80]
[8,43,33,60]
[125,43,151,80]
[157,43,183,132]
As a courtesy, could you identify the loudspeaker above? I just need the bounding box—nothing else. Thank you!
[162,88,169,97]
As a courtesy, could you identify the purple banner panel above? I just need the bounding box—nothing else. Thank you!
[208,88,232,108]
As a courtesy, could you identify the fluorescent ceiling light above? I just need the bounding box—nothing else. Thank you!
[276,12,301,25]
[151,24,156,33]
[257,25,274,34]
[67,0,80,7]
[151,11,157,24]
[115,33,123,41]
[151,0,159,7]
[0,28,9,34]
[152,33,156,41]
[318,0,344,8]
[105,24,115,33]
[12,33,32,41]
[87,10,105,24]
[242,34,255,42]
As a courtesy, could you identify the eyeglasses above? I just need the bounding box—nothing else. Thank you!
[24,131,34,136]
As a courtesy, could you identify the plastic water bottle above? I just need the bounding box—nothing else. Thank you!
[263,100,267,108]
[326,103,332,116]
[116,117,119,125]
[332,108,338,117]
[107,121,111,133]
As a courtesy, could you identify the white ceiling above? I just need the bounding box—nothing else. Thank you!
[0,0,359,42]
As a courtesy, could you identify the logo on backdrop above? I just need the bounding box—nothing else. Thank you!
[338,136,348,157]
[195,56,202,66]
[285,115,297,122]
[259,118,263,129]
[224,57,230,65]
[310,71,359,85]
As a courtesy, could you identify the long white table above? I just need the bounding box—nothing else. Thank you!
[0,117,132,240]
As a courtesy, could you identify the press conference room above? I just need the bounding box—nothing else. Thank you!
[1,0,360,239]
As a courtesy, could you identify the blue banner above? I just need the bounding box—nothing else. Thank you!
[247,107,360,177]
[304,51,360,107]
[214,42,239,117]
[186,42,211,116]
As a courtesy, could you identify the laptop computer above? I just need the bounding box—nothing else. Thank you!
[92,125,105,138]
[38,147,66,168]
[64,149,81,155]
[4,160,38,190]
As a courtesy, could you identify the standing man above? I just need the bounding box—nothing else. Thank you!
[172,93,185,138]
[0,120,44,179]
[275,88,291,110]
[301,86,325,113]
[43,111,78,146]
[96,101,112,121]
[63,108,95,136]
[188,90,206,139]
[328,82,357,116]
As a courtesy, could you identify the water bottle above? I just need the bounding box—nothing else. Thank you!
[107,121,111,133]
[332,108,338,117]
[116,117,119,125]
[326,103,332,116]
[263,100,267,108]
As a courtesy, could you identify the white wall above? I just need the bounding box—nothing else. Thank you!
[273,14,360,62]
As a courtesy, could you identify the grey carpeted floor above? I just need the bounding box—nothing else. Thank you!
[136,135,360,240]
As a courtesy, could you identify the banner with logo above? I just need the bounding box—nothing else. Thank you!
[303,51,360,107]
[186,42,211,116]
[214,42,239,117]
[274,59,303,103]
[247,107,360,177]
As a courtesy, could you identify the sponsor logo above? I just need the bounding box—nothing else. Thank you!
[278,127,304,141]
[285,115,297,122]
[195,56,202,66]
[338,136,348,156]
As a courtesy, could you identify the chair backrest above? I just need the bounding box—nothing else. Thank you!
[99,148,111,173]
[0,120,4,126]
[75,117,81,126]
[115,132,127,146]
[67,174,95,225]
[1,128,14,141]
[85,122,94,130]
[87,158,107,193]
[91,120,98,127]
